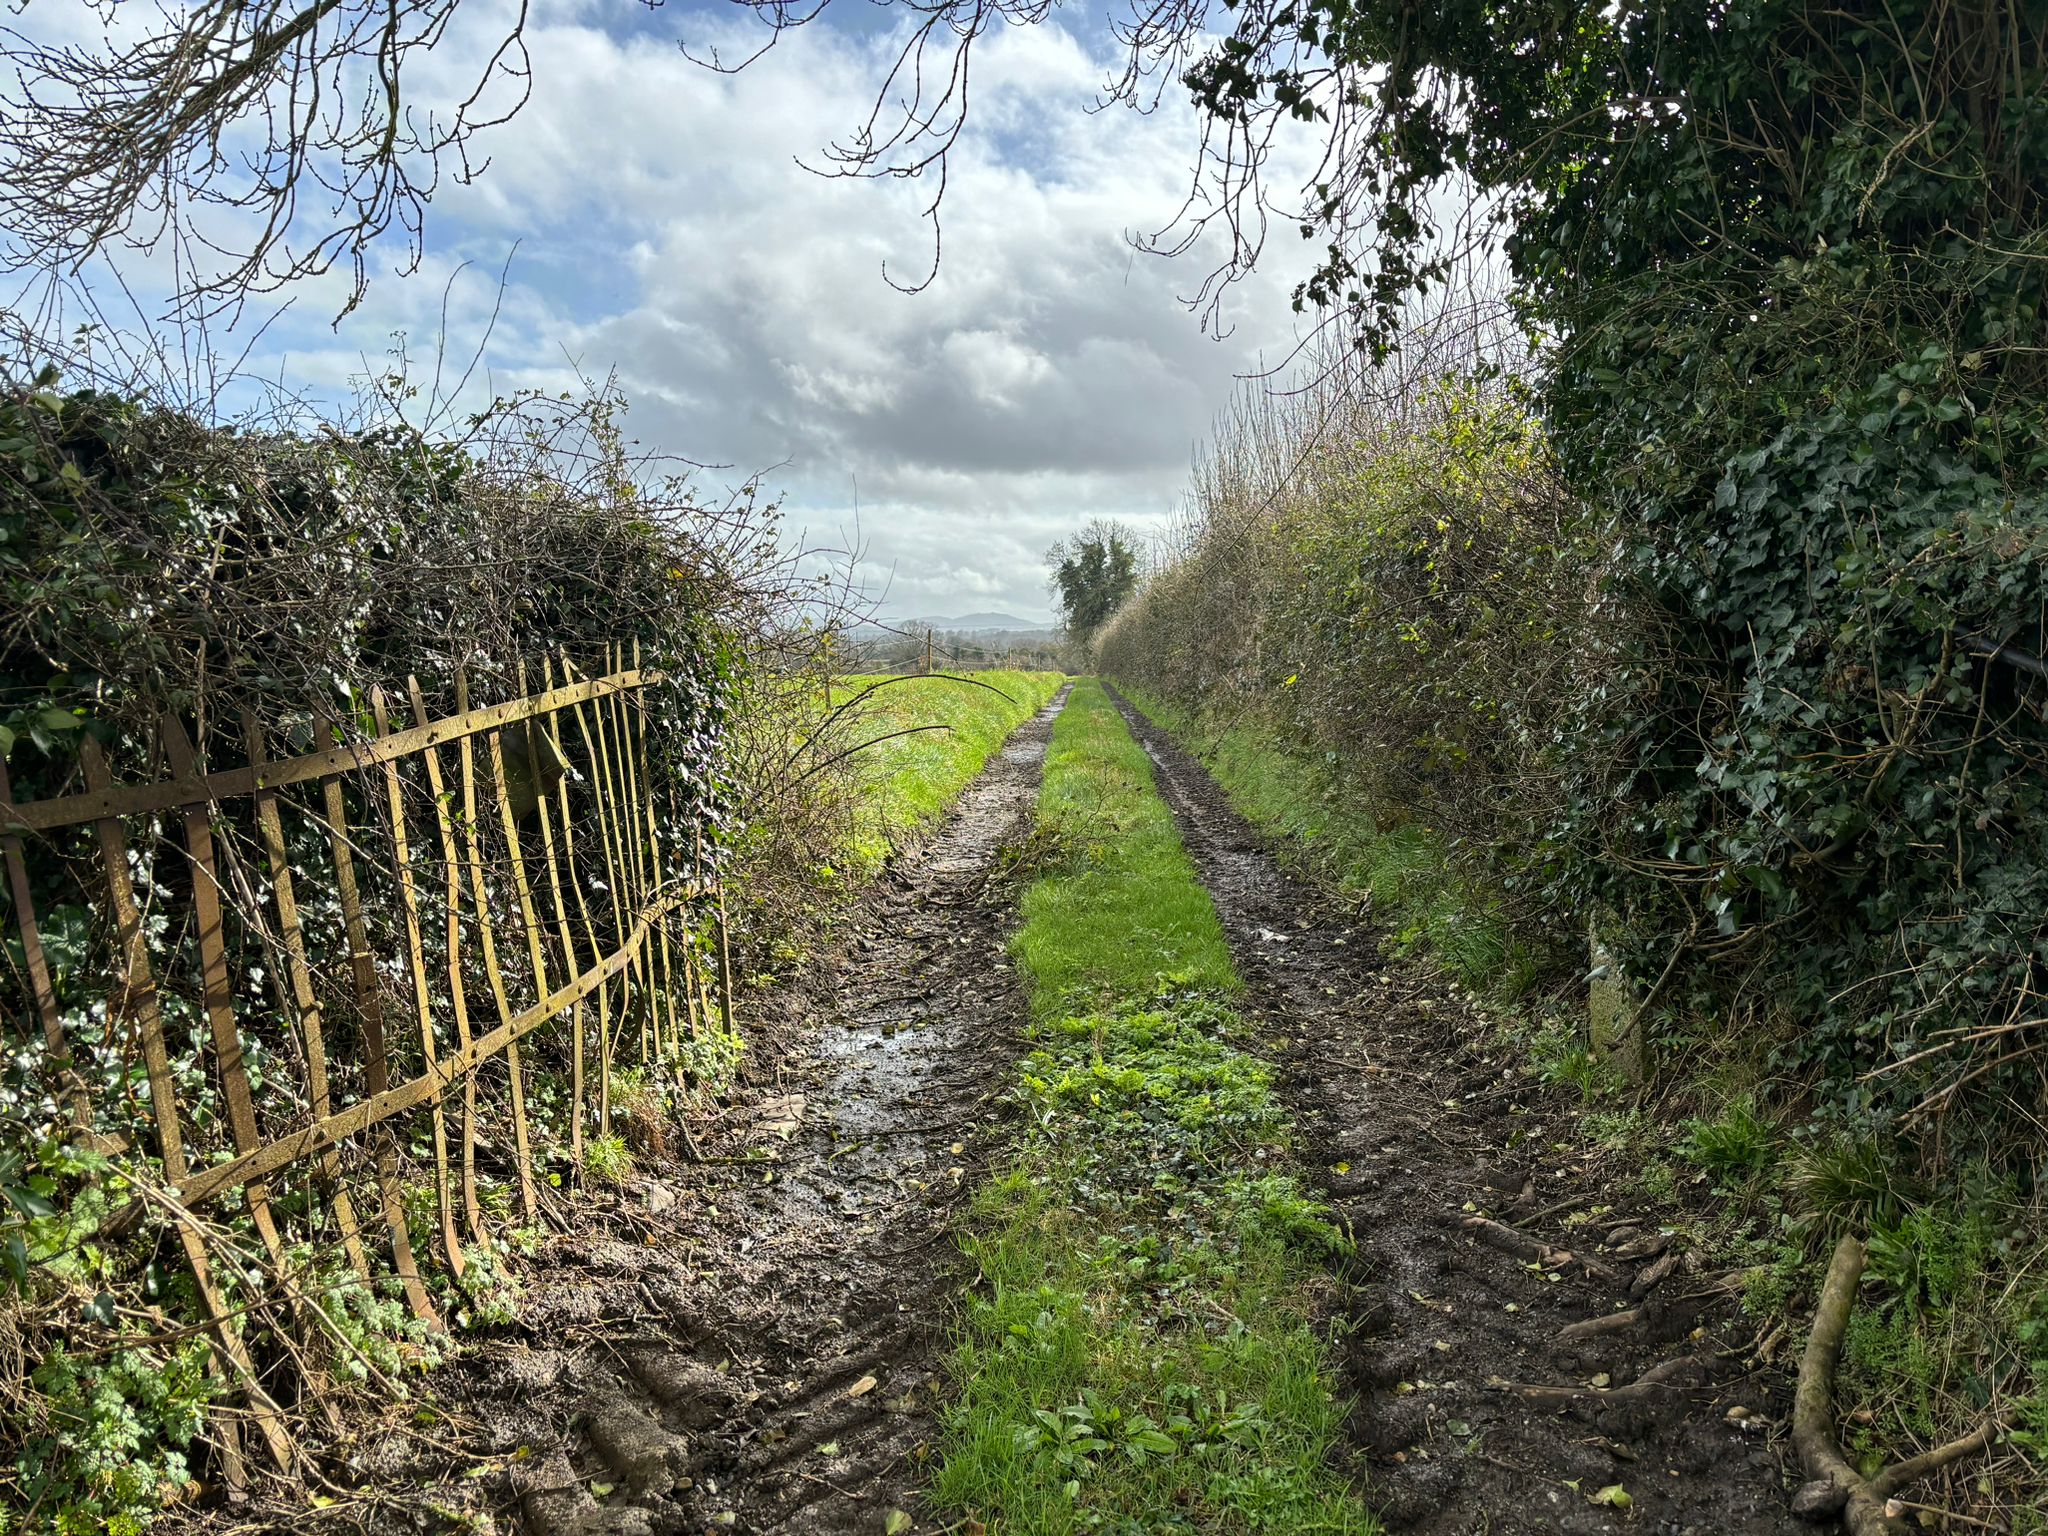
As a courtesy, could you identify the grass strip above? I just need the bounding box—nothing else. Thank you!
[933,678,1376,1535]
[1106,682,1531,1000]
[833,670,1068,874]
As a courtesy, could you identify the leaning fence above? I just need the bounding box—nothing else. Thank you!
[0,646,733,1477]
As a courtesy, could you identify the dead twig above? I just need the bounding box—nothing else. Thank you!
[1461,1214,1623,1285]
[1497,1353,1711,1409]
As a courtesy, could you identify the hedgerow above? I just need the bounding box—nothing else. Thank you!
[1099,361,1593,958]
[1110,0,2048,1146]
[0,367,827,1529]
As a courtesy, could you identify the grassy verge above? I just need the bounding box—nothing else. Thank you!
[830,670,1068,874]
[1107,683,1533,1001]
[1109,682,2048,1530]
[933,679,1375,1535]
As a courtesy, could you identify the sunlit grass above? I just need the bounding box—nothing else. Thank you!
[933,678,1376,1536]
[1112,682,1526,1001]
[827,669,1066,873]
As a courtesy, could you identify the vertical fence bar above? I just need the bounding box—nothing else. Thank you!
[629,641,683,1060]
[717,883,737,1036]
[372,689,466,1279]
[78,739,293,1473]
[602,647,652,1063]
[315,718,440,1328]
[241,713,369,1282]
[488,727,549,1218]
[158,718,296,1280]
[532,661,586,1172]
[557,656,618,1137]
[693,825,718,1032]
[457,673,538,1225]
[566,659,633,1115]
[0,758,85,1129]
[408,676,486,1246]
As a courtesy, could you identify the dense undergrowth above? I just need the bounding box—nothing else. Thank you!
[934,679,1374,1535]
[1098,309,2048,1517]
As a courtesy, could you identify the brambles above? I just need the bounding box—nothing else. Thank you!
[1099,365,1588,975]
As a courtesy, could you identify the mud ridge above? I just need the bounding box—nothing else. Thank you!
[1104,684,1798,1536]
[365,685,1069,1536]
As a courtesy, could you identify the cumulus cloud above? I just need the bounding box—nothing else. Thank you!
[31,0,1326,618]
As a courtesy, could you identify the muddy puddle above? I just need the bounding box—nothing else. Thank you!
[342,687,1067,1536]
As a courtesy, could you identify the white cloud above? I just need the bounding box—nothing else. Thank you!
[20,1,1328,618]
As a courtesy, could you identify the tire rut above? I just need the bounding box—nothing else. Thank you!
[450,685,1070,1536]
[1104,684,1798,1536]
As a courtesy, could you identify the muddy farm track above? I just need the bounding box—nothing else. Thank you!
[336,677,1810,1536]
[1105,685,1800,1536]
[345,687,1071,1536]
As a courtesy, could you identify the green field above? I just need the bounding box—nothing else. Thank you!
[829,670,1067,873]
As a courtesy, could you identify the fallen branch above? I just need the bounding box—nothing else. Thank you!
[1461,1215,1622,1284]
[1629,1247,1682,1297]
[1498,1353,1708,1409]
[1791,1236,2002,1534]
[1557,1306,1645,1343]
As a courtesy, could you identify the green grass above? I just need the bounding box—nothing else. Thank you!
[1012,681,1237,1018]
[831,669,1067,873]
[1109,684,1526,1001]
[933,679,1375,1536]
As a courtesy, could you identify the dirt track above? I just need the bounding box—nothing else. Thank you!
[355,687,1069,1536]
[346,678,1811,1536]
[1105,683,1798,1535]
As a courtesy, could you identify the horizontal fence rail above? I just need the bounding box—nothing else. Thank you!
[0,647,731,1479]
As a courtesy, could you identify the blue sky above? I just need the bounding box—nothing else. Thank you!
[8,0,1320,621]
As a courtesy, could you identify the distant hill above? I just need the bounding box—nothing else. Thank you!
[882,611,1058,633]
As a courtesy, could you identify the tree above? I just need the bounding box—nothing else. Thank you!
[0,0,531,316]
[1047,520,1141,644]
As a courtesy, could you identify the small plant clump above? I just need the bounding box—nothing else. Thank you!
[582,1134,636,1187]
[1679,1097,1777,1183]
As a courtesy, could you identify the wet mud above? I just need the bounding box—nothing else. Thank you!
[1105,683,1799,1536]
[372,686,1069,1536]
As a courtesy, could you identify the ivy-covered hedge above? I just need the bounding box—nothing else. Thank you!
[1113,0,2048,1144]
[0,377,781,1529]
[0,378,744,803]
